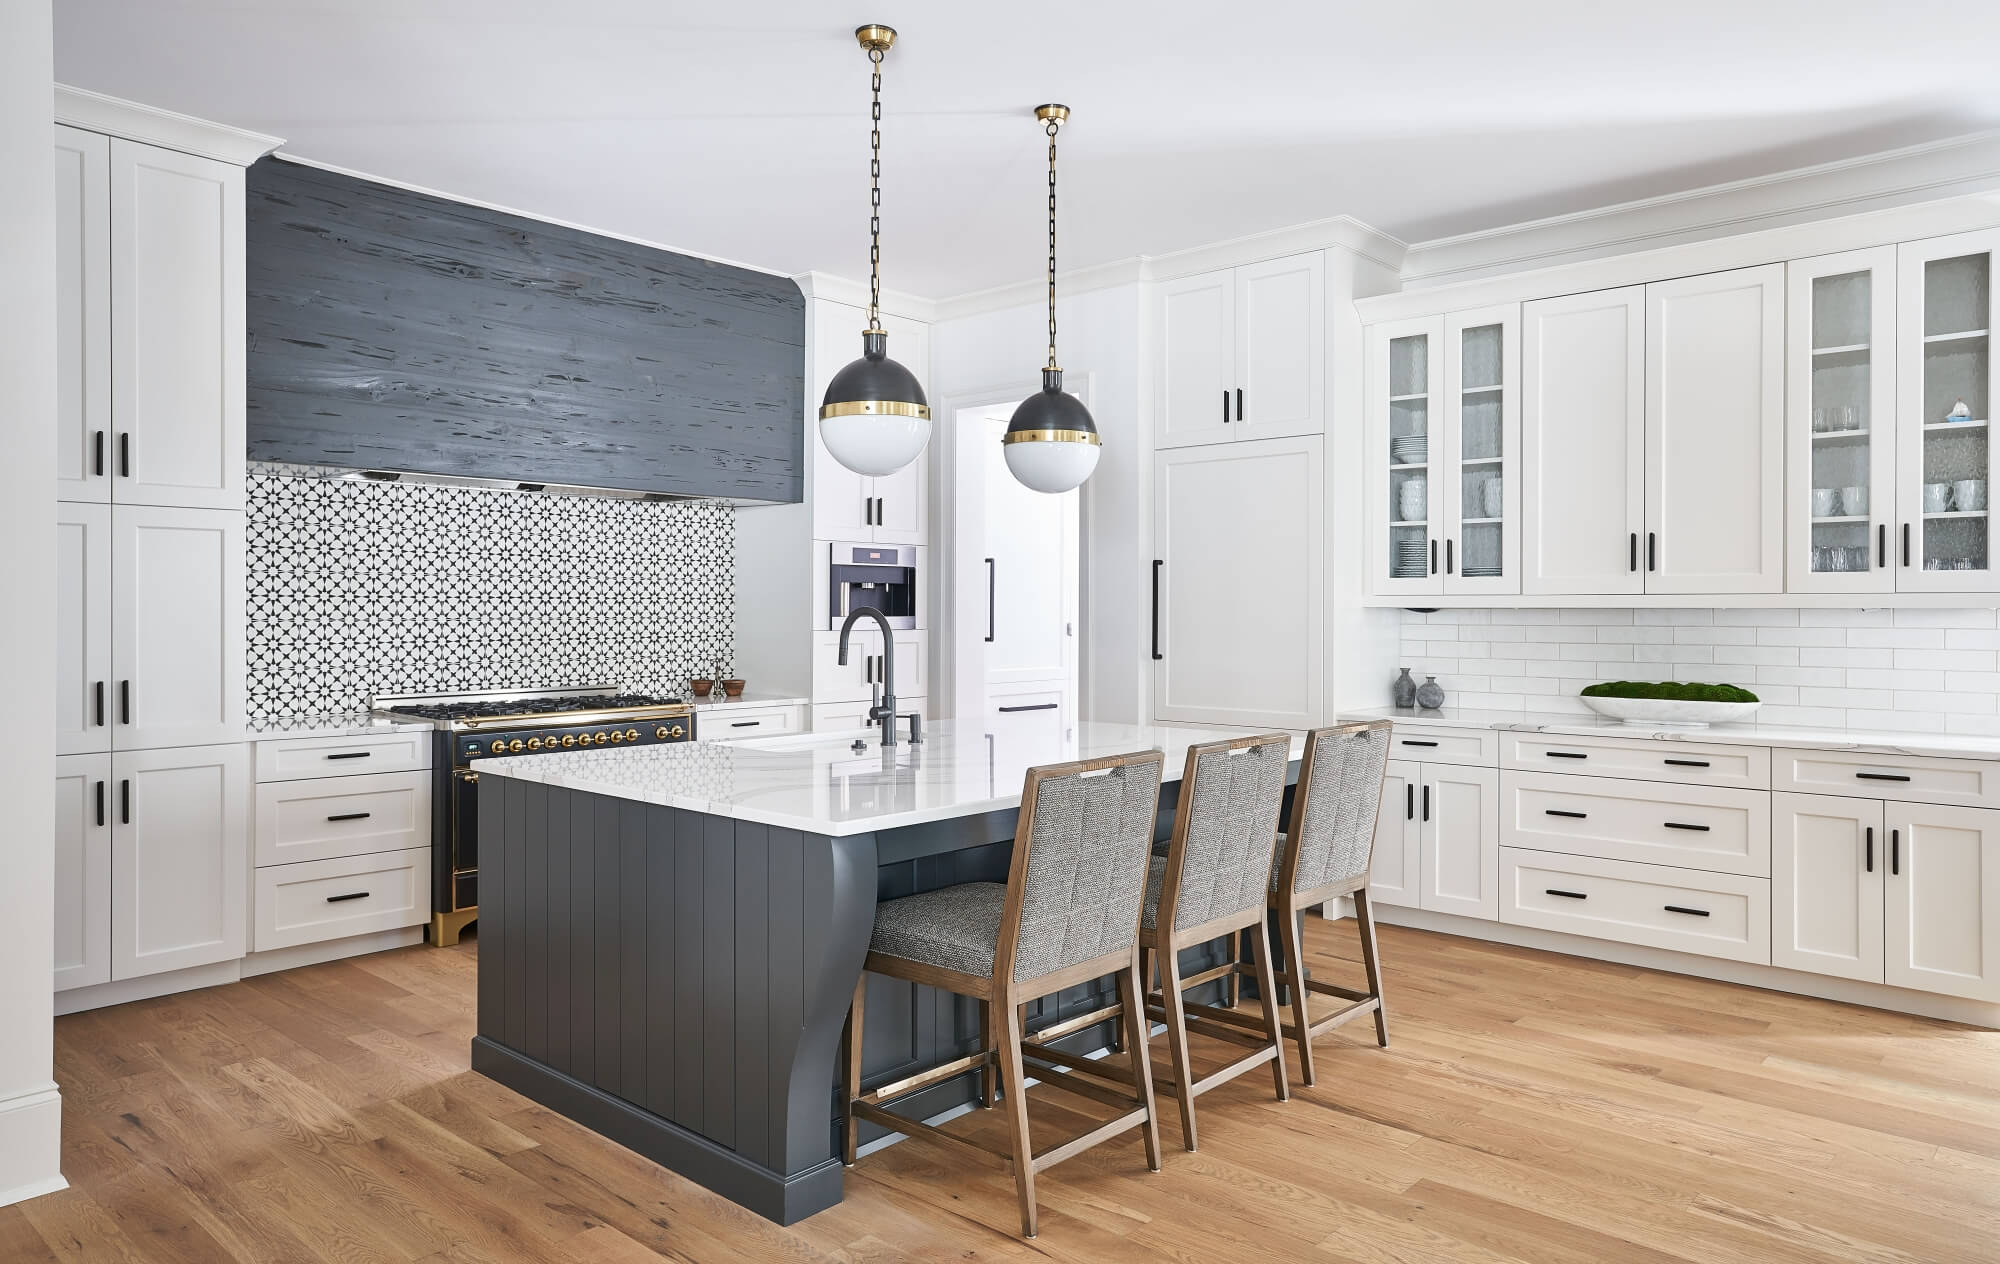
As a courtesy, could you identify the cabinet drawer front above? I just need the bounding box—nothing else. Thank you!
[701,706,800,738]
[1501,771,1770,876]
[255,770,431,866]
[1500,733,1768,789]
[254,847,430,952]
[1389,724,1498,767]
[1500,848,1770,964]
[255,732,431,781]
[1772,749,2000,810]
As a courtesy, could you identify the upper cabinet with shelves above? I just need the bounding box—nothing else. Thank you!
[1155,252,1324,449]
[1897,230,1998,592]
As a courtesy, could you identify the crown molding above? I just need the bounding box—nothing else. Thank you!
[1399,129,2000,290]
[54,84,281,166]
[792,272,939,323]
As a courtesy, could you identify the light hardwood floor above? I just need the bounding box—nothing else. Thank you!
[6,919,1998,1262]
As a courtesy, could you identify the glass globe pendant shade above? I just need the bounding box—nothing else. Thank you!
[820,328,931,477]
[1001,367,1100,494]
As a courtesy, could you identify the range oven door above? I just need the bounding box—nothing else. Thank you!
[448,764,479,912]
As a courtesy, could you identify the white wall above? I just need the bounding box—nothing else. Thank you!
[931,285,1148,724]
[1400,607,2000,735]
[0,0,66,1208]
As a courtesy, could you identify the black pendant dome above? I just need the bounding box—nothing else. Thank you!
[1003,367,1097,442]
[820,329,930,421]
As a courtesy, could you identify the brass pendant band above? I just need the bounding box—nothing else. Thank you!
[819,399,932,420]
[999,428,1101,446]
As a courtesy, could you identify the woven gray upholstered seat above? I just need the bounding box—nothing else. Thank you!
[1273,724,1391,895]
[868,882,1007,976]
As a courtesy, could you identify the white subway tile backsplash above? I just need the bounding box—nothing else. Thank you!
[1398,607,2000,735]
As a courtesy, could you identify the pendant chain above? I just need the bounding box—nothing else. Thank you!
[867,47,885,334]
[1046,117,1060,371]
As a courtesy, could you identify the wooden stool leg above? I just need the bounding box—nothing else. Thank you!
[998,993,1037,1238]
[1157,947,1199,1152]
[1138,945,1155,999]
[978,1000,995,1106]
[1278,904,1316,1087]
[1354,888,1390,1048]
[1249,919,1290,1102]
[843,975,867,1165]
[1116,953,1162,1173]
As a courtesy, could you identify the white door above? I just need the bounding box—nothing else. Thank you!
[109,139,244,511]
[1522,286,1646,595]
[1153,436,1325,729]
[1786,248,1898,594]
[1234,253,1324,442]
[1894,229,2000,592]
[57,502,113,756]
[1884,800,2000,1002]
[1644,265,1785,594]
[1369,760,1421,907]
[1420,764,1499,920]
[1771,792,1884,984]
[1155,269,1236,449]
[981,415,1078,696]
[1368,316,1445,597]
[112,505,246,750]
[111,742,249,980]
[1443,305,1522,595]
[55,125,111,505]
[54,753,113,991]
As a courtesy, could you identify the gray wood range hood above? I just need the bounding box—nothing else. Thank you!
[245,157,805,504]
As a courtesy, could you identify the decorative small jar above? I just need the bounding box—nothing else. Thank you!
[1392,667,1417,708]
[1414,676,1446,710]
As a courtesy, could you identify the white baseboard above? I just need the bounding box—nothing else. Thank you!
[54,960,241,1016]
[1365,902,2000,1029]
[242,926,424,977]
[0,1084,64,1209]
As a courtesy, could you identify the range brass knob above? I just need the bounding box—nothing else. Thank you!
[507,739,524,752]
[490,740,506,754]
[624,728,639,741]
[526,737,543,751]
[656,726,669,739]
[593,732,610,745]
[562,734,577,748]
[610,730,625,743]
[670,724,685,738]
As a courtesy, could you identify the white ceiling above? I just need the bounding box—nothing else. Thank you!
[54,0,2000,298]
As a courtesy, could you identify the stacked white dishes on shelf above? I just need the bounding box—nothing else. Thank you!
[1394,538,1427,578]
[1391,435,1428,465]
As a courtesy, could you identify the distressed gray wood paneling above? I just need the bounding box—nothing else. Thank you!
[246,158,804,501]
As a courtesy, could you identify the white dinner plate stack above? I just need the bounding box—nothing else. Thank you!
[1391,435,1428,465]
[1394,538,1427,578]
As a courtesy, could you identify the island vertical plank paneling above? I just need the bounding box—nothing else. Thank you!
[245,158,805,501]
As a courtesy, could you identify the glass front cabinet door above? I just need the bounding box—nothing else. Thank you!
[1897,229,1999,592]
[1368,307,1520,597]
[1786,246,1897,594]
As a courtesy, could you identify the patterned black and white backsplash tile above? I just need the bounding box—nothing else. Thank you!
[246,468,736,721]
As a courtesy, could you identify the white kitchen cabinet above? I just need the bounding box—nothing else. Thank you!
[1155,254,1324,449]
[1419,763,1499,920]
[57,502,113,756]
[1500,849,1770,966]
[109,140,244,511]
[812,628,928,706]
[1151,436,1324,729]
[1368,315,1445,597]
[986,687,1068,751]
[54,754,113,992]
[111,505,245,750]
[1644,265,1785,594]
[253,848,430,952]
[55,125,111,505]
[1369,759,1421,907]
[1884,799,2000,1003]
[111,742,249,981]
[1521,286,1646,596]
[1771,793,1884,984]
[1787,247,1899,594]
[1894,229,2000,592]
[811,305,930,545]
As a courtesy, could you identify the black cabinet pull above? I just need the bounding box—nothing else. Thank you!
[1545,809,1588,819]
[1400,739,1439,747]
[1664,905,1710,918]
[1903,523,1911,567]
[1421,784,1430,822]
[325,891,370,904]
[863,497,873,526]
[93,430,104,476]
[1405,783,1414,821]
[326,812,372,822]
[1150,560,1164,660]
[1865,826,1874,873]
[1855,771,1911,783]
[998,702,1058,713]
[1877,523,1887,568]
[730,720,760,728]
[1222,390,1229,424]
[1445,538,1454,575]
[1546,888,1587,900]
[119,679,130,725]
[1664,758,1709,768]
[1891,828,1900,876]
[1647,531,1657,572]
[1629,532,1638,572]
[94,680,104,728]
[875,496,884,525]
[1663,821,1711,832]
[1235,387,1243,422]
[95,780,105,828]
[1430,538,1438,575]
[118,432,130,477]
[120,778,130,825]
[984,557,996,643]
[1546,751,1587,760]
[325,751,371,761]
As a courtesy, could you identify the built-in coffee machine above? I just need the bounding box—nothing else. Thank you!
[827,541,919,629]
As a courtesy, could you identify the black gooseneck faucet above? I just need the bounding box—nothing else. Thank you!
[837,604,908,747]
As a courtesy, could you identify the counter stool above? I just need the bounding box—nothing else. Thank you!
[1133,733,1293,1151]
[1241,720,1393,1086]
[843,749,1166,1239]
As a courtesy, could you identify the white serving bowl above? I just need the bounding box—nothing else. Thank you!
[1579,696,1763,728]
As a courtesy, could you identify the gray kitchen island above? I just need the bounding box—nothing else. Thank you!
[467,721,1302,1224]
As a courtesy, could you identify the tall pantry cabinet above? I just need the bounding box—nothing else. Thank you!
[52,110,259,996]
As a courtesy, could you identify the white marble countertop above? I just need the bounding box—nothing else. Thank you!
[1340,706,2000,761]
[690,691,808,711]
[474,720,1301,836]
[248,713,435,741]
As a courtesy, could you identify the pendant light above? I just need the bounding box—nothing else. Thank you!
[819,24,931,478]
[1002,104,1100,495]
